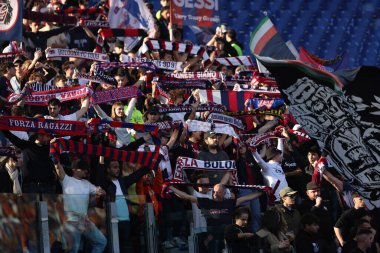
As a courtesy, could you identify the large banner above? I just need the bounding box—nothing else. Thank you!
[108,0,156,51]
[170,0,220,45]
[0,0,22,41]
[170,0,220,28]
[256,55,380,209]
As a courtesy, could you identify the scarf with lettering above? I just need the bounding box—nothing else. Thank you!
[173,156,238,184]
[120,54,182,71]
[169,71,226,81]
[147,120,182,131]
[245,98,285,109]
[98,61,157,72]
[92,86,142,104]
[206,113,245,130]
[74,71,115,86]
[23,10,77,24]
[185,120,238,138]
[0,116,89,136]
[153,79,211,90]
[141,39,212,67]
[154,103,225,114]
[239,131,284,147]
[225,109,284,118]
[0,147,16,158]
[214,56,254,66]
[93,66,117,85]
[79,19,110,28]
[46,48,110,62]
[8,85,92,106]
[50,139,161,170]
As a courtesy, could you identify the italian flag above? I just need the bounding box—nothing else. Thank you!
[250,16,295,60]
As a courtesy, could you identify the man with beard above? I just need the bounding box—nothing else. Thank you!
[197,131,230,184]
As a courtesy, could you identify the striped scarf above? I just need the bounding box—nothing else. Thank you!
[50,139,161,170]
[23,10,77,25]
[55,7,105,15]
[214,56,254,66]
[141,39,213,67]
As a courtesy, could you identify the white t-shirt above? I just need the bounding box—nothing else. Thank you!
[62,175,97,221]
[192,190,212,233]
[44,113,77,121]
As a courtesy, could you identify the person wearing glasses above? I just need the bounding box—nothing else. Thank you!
[275,187,301,240]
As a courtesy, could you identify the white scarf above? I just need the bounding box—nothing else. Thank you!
[185,120,238,138]
[5,163,22,195]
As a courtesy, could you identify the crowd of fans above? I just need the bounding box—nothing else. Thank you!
[0,0,380,253]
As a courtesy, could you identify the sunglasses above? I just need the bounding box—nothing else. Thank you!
[286,195,296,198]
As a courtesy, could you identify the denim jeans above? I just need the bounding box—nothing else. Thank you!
[237,188,261,232]
[64,219,107,253]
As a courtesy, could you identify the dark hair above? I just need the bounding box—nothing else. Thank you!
[11,105,25,116]
[234,206,251,220]
[0,61,15,74]
[308,146,321,156]
[300,213,320,226]
[195,173,209,182]
[71,159,89,171]
[53,75,67,86]
[62,61,75,72]
[48,98,61,107]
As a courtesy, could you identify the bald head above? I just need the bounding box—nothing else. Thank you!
[213,184,225,201]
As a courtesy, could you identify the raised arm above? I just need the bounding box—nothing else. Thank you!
[236,191,262,206]
[124,98,137,123]
[166,129,179,150]
[75,96,90,120]
[54,162,66,181]
[93,104,113,121]
[169,185,197,203]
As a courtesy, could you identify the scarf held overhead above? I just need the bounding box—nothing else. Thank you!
[185,120,238,138]
[154,103,225,114]
[92,86,142,104]
[46,48,110,62]
[206,113,245,130]
[8,85,92,106]
[120,54,182,71]
[50,139,161,170]
[173,156,238,184]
